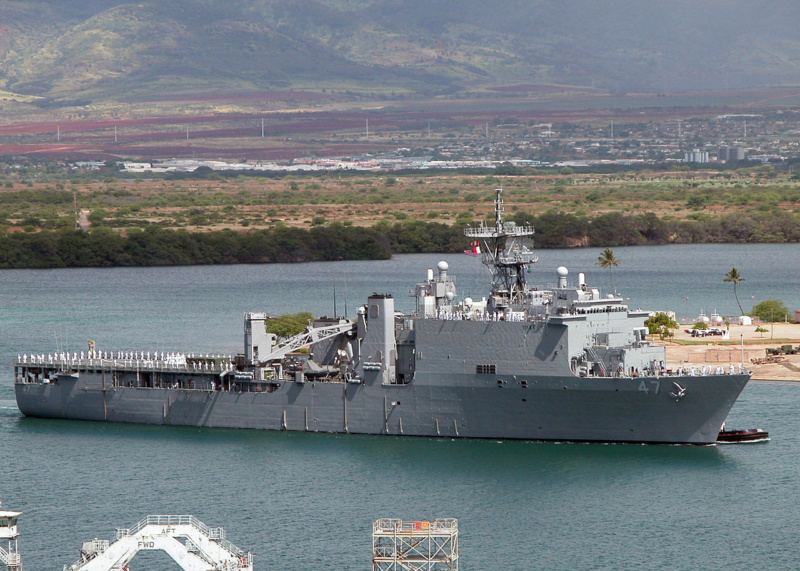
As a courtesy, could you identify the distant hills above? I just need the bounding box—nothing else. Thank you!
[2,0,800,103]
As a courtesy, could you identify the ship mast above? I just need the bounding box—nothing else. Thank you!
[464,189,538,307]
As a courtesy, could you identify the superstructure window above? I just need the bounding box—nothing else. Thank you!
[476,364,497,374]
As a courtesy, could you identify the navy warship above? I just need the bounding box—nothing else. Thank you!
[14,190,750,444]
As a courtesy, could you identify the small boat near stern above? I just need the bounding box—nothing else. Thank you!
[717,428,770,443]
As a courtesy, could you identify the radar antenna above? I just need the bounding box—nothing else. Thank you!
[464,189,538,306]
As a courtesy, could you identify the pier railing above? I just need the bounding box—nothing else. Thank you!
[374,518,458,534]
[116,515,243,556]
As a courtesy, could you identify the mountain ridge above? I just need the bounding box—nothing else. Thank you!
[2,0,800,103]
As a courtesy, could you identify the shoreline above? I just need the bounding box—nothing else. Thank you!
[661,323,800,382]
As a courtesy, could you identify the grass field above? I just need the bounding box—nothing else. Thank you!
[1,170,798,235]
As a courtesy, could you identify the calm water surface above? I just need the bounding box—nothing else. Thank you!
[1,245,799,569]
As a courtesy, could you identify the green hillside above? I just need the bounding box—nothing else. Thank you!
[2,0,800,103]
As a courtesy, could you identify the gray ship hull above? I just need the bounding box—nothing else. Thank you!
[11,199,753,445]
[15,370,749,444]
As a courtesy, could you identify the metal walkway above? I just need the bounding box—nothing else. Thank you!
[0,501,23,571]
[64,515,252,571]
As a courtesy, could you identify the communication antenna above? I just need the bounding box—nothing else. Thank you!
[114,125,118,143]
[57,125,60,142]
[261,118,265,138]
[366,118,369,139]
[333,283,338,318]
[344,275,349,318]
[463,188,538,306]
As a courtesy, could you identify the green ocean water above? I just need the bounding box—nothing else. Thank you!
[1,246,799,569]
[0,383,793,570]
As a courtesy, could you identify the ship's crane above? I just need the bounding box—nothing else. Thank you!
[258,320,354,365]
[64,515,252,571]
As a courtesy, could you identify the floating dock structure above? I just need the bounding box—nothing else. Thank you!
[64,515,252,571]
[372,518,458,571]
[0,502,23,571]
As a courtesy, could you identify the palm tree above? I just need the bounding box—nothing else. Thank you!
[596,248,620,294]
[723,268,745,315]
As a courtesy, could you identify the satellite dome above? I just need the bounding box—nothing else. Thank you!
[437,261,449,272]
[557,266,568,277]
[446,292,455,301]
[464,297,473,307]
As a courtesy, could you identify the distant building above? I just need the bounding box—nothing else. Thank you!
[718,146,746,161]
[684,149,709,163]
[73,161,105,169]
[122,162,153,172]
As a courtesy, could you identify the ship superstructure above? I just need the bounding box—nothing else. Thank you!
[465,188,538,309]
[14,190,750,444]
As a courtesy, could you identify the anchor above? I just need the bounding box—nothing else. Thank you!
[670,382,687,400]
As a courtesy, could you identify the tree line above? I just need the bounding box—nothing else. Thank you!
[508,209,800,247]
[1,209,800,268]
[0,225,391,268]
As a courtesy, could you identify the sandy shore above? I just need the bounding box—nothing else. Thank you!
[660,323,800,381]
